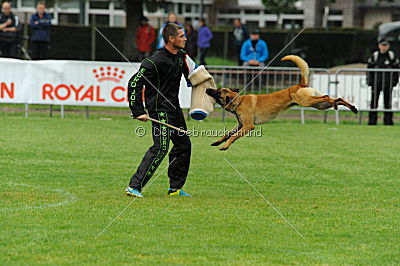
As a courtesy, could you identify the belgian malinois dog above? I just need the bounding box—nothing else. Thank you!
[206,55,358,151]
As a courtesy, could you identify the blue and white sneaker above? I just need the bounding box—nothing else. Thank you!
[168,188,192,197]
[125,187,144,198]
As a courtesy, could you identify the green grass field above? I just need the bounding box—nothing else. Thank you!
[1,111,399,264]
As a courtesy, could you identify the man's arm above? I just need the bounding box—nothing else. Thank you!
[0,22,7,30]
[4,14,19,32]
[367,53,375,86]
[30,15,40,29]
[0,18,12,31]
[391,53,400,86]
[206,27,213,42]
[127,60,155,119]
[258,41,269,62]
[240,41,250,62]
[38,14,51,29]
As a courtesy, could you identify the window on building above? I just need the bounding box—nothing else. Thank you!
[21,0,35,8]
[265,21,276,28]
[329,9,343,15]
[59,0,80,8]
[194,4,199,13]
[90,1,109,9]
[115,1,124,10]
[286,9,303,14]
[114,15,125,27]
[185,4,192,13]
[178,3,183,14]
[245,9,260,14]
[327,20,342,28]
[219,8,240,14]
[163,2,174,13]
[58,13,80,24]
[282,19,303,29]
[246,21,259,29]
[89,14,109,26]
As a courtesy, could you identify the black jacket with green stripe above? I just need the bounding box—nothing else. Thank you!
[128,48,191,117]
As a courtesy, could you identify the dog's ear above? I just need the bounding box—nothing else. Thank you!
[230,88,240,93]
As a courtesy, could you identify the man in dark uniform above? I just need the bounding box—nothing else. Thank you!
[367,39,400,125]
[126,23,194,198]
[0,1,19,58]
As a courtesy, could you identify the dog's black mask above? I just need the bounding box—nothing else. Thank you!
[206,88,240,109]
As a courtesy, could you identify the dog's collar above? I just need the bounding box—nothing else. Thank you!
[224,95,242,114]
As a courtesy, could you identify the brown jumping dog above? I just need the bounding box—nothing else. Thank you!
[206,55,358,151]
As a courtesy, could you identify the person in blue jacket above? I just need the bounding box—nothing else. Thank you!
[240,29,268,66]
[29,2,51,60]
[197,18,213,66]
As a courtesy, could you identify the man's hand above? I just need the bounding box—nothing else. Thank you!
[248,60,260,66]
[6,19,12,26]
[136,114,148,122]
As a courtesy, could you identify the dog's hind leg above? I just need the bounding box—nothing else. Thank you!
[333,98,358,114]
[211,124,242,146]
[295,95,358,114]
[312,102,332,110]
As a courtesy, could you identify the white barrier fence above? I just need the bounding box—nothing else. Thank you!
[1,58,399,124]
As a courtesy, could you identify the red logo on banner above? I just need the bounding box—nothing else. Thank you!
[1,82,14,99]
[92,66,126,83]
[41,66,128,103]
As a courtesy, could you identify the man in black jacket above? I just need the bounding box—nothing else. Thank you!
[0,2,19,58]
[367,39,400,125]
[126,23,194,198]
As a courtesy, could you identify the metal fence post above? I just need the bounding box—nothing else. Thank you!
[61,105,64,119]
[335,110,340,125]
[25,103,29,118]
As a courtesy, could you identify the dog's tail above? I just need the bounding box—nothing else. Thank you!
[281,55,309,87]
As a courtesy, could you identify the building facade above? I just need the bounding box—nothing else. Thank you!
[7,0,400,29]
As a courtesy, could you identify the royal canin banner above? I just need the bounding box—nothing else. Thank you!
[0,58,192,108]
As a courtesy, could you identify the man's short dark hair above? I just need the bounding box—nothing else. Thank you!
[162,23,182,44]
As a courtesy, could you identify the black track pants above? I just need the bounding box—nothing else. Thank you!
[368,86,394,125]
[129,109,191,191]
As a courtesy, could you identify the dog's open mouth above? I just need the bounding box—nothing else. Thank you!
[206,89,224,106]
[206,88,217,97]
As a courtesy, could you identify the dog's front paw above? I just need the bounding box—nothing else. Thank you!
[350,105,358,114]
[211,141,222,146]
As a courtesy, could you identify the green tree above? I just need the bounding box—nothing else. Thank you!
[261,0,299,29]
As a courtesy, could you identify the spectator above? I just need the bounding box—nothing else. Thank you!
[184,23,197,59]
[157,12,183,49]
[30,1,51,60]
[135,16,155,61]
[367,39,400,125]
[232,19,248,65]
[0,1,19,58]
[240,29,269,67]
[197,19,213,66]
